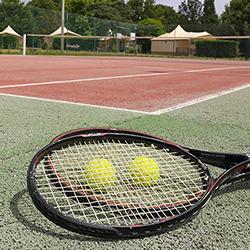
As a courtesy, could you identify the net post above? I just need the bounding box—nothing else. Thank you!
[23,34,26,56]
[61,0,65,53]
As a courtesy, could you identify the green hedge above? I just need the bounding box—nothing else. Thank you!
[137,39,151,54]
[239,40,250,58]
[195,40,239,58]
[0,35,19,49]
[52,38,100,51]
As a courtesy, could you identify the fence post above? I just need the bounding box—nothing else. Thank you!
[23,34,26,56]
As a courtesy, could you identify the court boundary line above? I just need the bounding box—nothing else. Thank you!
[0,93,150,115]
[151,83,250,115]
[0,83,249,115]
[0,65,250,89]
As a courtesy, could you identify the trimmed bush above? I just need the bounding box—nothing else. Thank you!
[239,39,250,58]
[0,37,3,49]
[137,39,151,54]
[52,38,99,51]
[195,40,239,58]
[0,35,19,49]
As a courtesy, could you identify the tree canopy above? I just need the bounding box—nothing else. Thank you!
[201,0,218,24]
[178,0,203,24]
[0,0,32,33]
[0,0,248,37]
[221,0,250,35]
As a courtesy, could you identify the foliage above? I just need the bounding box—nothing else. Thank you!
[153,4,179,29]
[28,7,61,34]
[201,0,218,24]
[65,0,130,22]
[27,0,58,10]
[138,18,164,36]
[239,39,250,58]
[221,0,250,35]
[142,0,155,19]
[137,39,151,53]
[195,40,239,58]
[0,35,19,49]
[0,0,33,34]
[53,37,99,51]
[127,0,144,22]
[178,0,203,24]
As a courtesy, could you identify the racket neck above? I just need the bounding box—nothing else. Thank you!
[186,149,249,169]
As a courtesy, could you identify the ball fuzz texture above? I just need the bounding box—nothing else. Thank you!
[129,156,160,186]
[83,158,116,191]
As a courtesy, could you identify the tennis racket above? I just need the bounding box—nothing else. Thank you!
[51,127,250,185]
[27,128,250,238]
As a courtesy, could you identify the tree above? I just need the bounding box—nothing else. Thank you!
[153,4,179,29]
[221,0,250,35]
[26,0,61,34]
[127,0,144,22]
[85,3,121,21]
[27,0,57,10]
[201,0,218,24]
[178,0,203,24]
[0,0,32,34]
[111,0,131,22]
[66,0,131,22]
[142,0,155,19]
[138,18,164,36]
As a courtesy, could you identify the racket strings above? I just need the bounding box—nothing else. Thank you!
[35,139,208,226]
[47,142,205,191]
[37,168,166,225]
[162,149,205,199]
[77,139,174,222]
[51,141,205,204]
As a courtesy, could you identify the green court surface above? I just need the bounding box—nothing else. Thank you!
[0,88,249,249]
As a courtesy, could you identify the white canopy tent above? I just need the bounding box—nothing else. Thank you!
[0,25,21,37]
[152,25,212,41]
[49,26,80,37]
[151,25,214,55]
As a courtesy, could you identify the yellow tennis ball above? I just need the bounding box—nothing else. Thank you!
[129,156,160,186]
[83,158,116,191]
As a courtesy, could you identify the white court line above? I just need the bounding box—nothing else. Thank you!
[151,83,250,115]
[0,83,249,115]
[0,65,249,89]
[0,93,150,115]
[135,66,178,71]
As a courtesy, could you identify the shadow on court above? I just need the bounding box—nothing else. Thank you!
[9,189,104,242]
[9,180,250,241]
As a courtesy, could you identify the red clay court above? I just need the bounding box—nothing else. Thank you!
[0,55,250,114]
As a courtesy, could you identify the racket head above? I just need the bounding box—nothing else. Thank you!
[28,132,213,238]
[50,127,155,143]
[51,128,250,184]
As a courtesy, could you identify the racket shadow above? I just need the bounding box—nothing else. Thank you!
[9,189,113,242]
[9,180,249,240]
[213,179,250,198]
[9,189,193,239]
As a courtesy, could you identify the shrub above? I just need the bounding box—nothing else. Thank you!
[239,39,250,58]
[0,35,19,49]
[195,40,239,58]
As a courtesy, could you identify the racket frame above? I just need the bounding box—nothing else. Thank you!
[27,128,249,238]
[51,127,250,182]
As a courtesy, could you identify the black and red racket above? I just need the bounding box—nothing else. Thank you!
[27,128,250,238]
